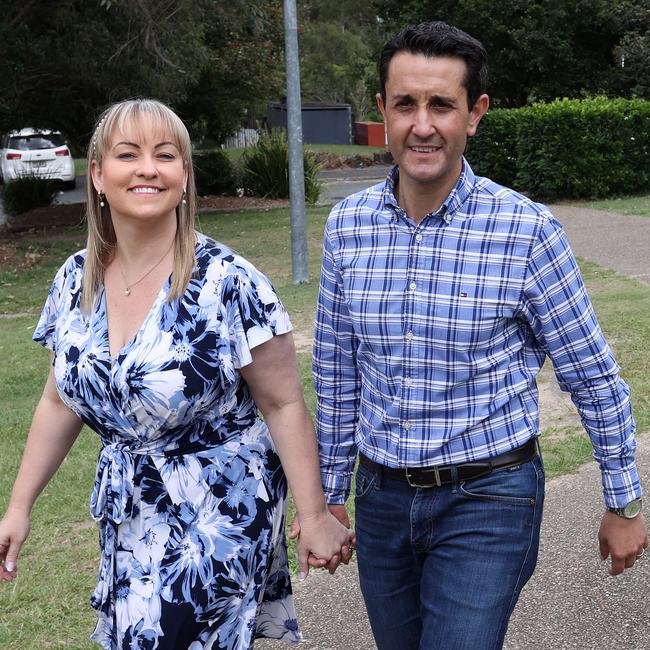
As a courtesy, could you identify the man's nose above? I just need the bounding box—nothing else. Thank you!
[412,107,436,138]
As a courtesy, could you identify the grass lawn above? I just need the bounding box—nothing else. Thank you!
[74,157,88,178]
[1,205,649,647]
[305,143,385,157]
[571,194,650,218]
[221,142,385,166]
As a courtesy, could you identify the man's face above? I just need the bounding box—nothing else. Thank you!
[378,52,488,203]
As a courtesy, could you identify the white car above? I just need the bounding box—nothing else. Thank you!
[0,128,76,188]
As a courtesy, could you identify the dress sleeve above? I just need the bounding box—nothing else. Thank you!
[221,259,293,369]
[33,255,81,351]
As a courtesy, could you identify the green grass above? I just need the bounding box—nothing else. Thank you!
[1,208,649,646]
[571,194,650,218]
[305,143,385,157]
[221,143,386,165]
[74,157,88,178]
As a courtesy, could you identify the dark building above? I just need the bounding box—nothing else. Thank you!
[267,102,352,145]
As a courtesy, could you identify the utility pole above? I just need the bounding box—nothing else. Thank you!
[283,0,309,283]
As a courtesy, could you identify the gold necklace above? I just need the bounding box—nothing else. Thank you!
[117,240,174,297]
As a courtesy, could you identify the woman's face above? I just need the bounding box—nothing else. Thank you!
[91,113,187,227]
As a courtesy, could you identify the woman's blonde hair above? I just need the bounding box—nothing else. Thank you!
[81,98,197,313]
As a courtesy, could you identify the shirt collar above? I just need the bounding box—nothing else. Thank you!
[382,158,476,225]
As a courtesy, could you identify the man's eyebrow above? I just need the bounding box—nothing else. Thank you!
[392,93,415,103]
[429,95,456,107]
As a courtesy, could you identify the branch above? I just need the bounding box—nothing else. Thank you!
[7,0,40,28]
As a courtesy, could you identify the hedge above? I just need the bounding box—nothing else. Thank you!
[466,98,650,200]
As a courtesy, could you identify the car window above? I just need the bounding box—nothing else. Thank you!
[8,134,67,150]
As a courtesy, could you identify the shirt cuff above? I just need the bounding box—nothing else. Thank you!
[321,469,353,505]
[600,463,643,508]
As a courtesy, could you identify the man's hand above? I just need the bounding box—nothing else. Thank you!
[598,511,648,576]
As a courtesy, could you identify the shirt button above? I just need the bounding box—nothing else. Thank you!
[404,377,413,387]
[403,420,412,430]
[405,331,413,341]
[409,281,417,292]
[415,233,423,242]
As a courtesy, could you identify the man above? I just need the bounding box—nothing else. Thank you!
[312,21,648,650]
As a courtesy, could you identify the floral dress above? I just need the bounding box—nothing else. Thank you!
[33,233,302,649]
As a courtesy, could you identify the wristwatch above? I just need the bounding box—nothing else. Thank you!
[608,498,643,519]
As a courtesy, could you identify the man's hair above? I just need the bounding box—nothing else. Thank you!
[379,21,488,109]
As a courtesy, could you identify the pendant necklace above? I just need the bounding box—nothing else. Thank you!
[117,240,174,297]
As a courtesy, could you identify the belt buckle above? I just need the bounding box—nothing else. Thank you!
[406,466,442,488]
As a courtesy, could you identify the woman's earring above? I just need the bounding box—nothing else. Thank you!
[182,187,187,205]
[99,192,105,208]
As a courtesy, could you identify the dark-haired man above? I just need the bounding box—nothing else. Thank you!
[313,21,647,649]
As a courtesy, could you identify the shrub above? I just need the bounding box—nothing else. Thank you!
[465,108,519,188]
[515,98,648,199]
[193,149,237,196]
[2,174,58,217]
[466,98,650,200]
[242,129,321,203]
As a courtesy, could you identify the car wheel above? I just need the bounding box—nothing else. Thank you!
[65,178,76,190]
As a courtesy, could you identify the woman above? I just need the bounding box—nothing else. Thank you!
[0,99,352,649]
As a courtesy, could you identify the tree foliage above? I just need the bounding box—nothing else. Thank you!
[0,0,284,148]
[613,0,650,98]
[298,0,385,118]
[372,0,650,106]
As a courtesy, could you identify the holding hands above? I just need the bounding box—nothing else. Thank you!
[291,504,355,578]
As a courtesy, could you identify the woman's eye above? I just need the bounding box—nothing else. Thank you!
[117,152,136,160]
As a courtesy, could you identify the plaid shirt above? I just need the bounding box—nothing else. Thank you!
[314,159,640,507]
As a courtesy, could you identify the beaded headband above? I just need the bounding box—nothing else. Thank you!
[91,115,108,160]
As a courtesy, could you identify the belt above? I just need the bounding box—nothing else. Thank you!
[358,438,539,488]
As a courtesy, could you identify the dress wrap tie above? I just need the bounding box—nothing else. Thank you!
[89,437,219,617]
[90,442,137,524]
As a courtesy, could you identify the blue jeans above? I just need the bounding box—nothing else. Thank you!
[354,453,545,650]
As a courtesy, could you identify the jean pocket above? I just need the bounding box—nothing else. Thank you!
[457,458,543,507]
[355,463,378,499]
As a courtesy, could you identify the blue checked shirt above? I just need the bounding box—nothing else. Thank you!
[313,159,641,508]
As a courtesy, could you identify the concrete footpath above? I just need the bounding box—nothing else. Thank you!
[258,203,650,650]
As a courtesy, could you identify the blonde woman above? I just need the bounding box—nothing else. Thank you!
[0,99,353,649]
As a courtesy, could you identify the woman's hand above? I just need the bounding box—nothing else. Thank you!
[0,508,30,582]
[294,509,355,580]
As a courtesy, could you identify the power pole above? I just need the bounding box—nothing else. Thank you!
[283,0,309,283]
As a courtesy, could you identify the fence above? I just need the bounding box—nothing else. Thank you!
[221,128,259,149]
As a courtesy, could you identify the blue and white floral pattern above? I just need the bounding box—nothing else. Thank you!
[34,233,302,649]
